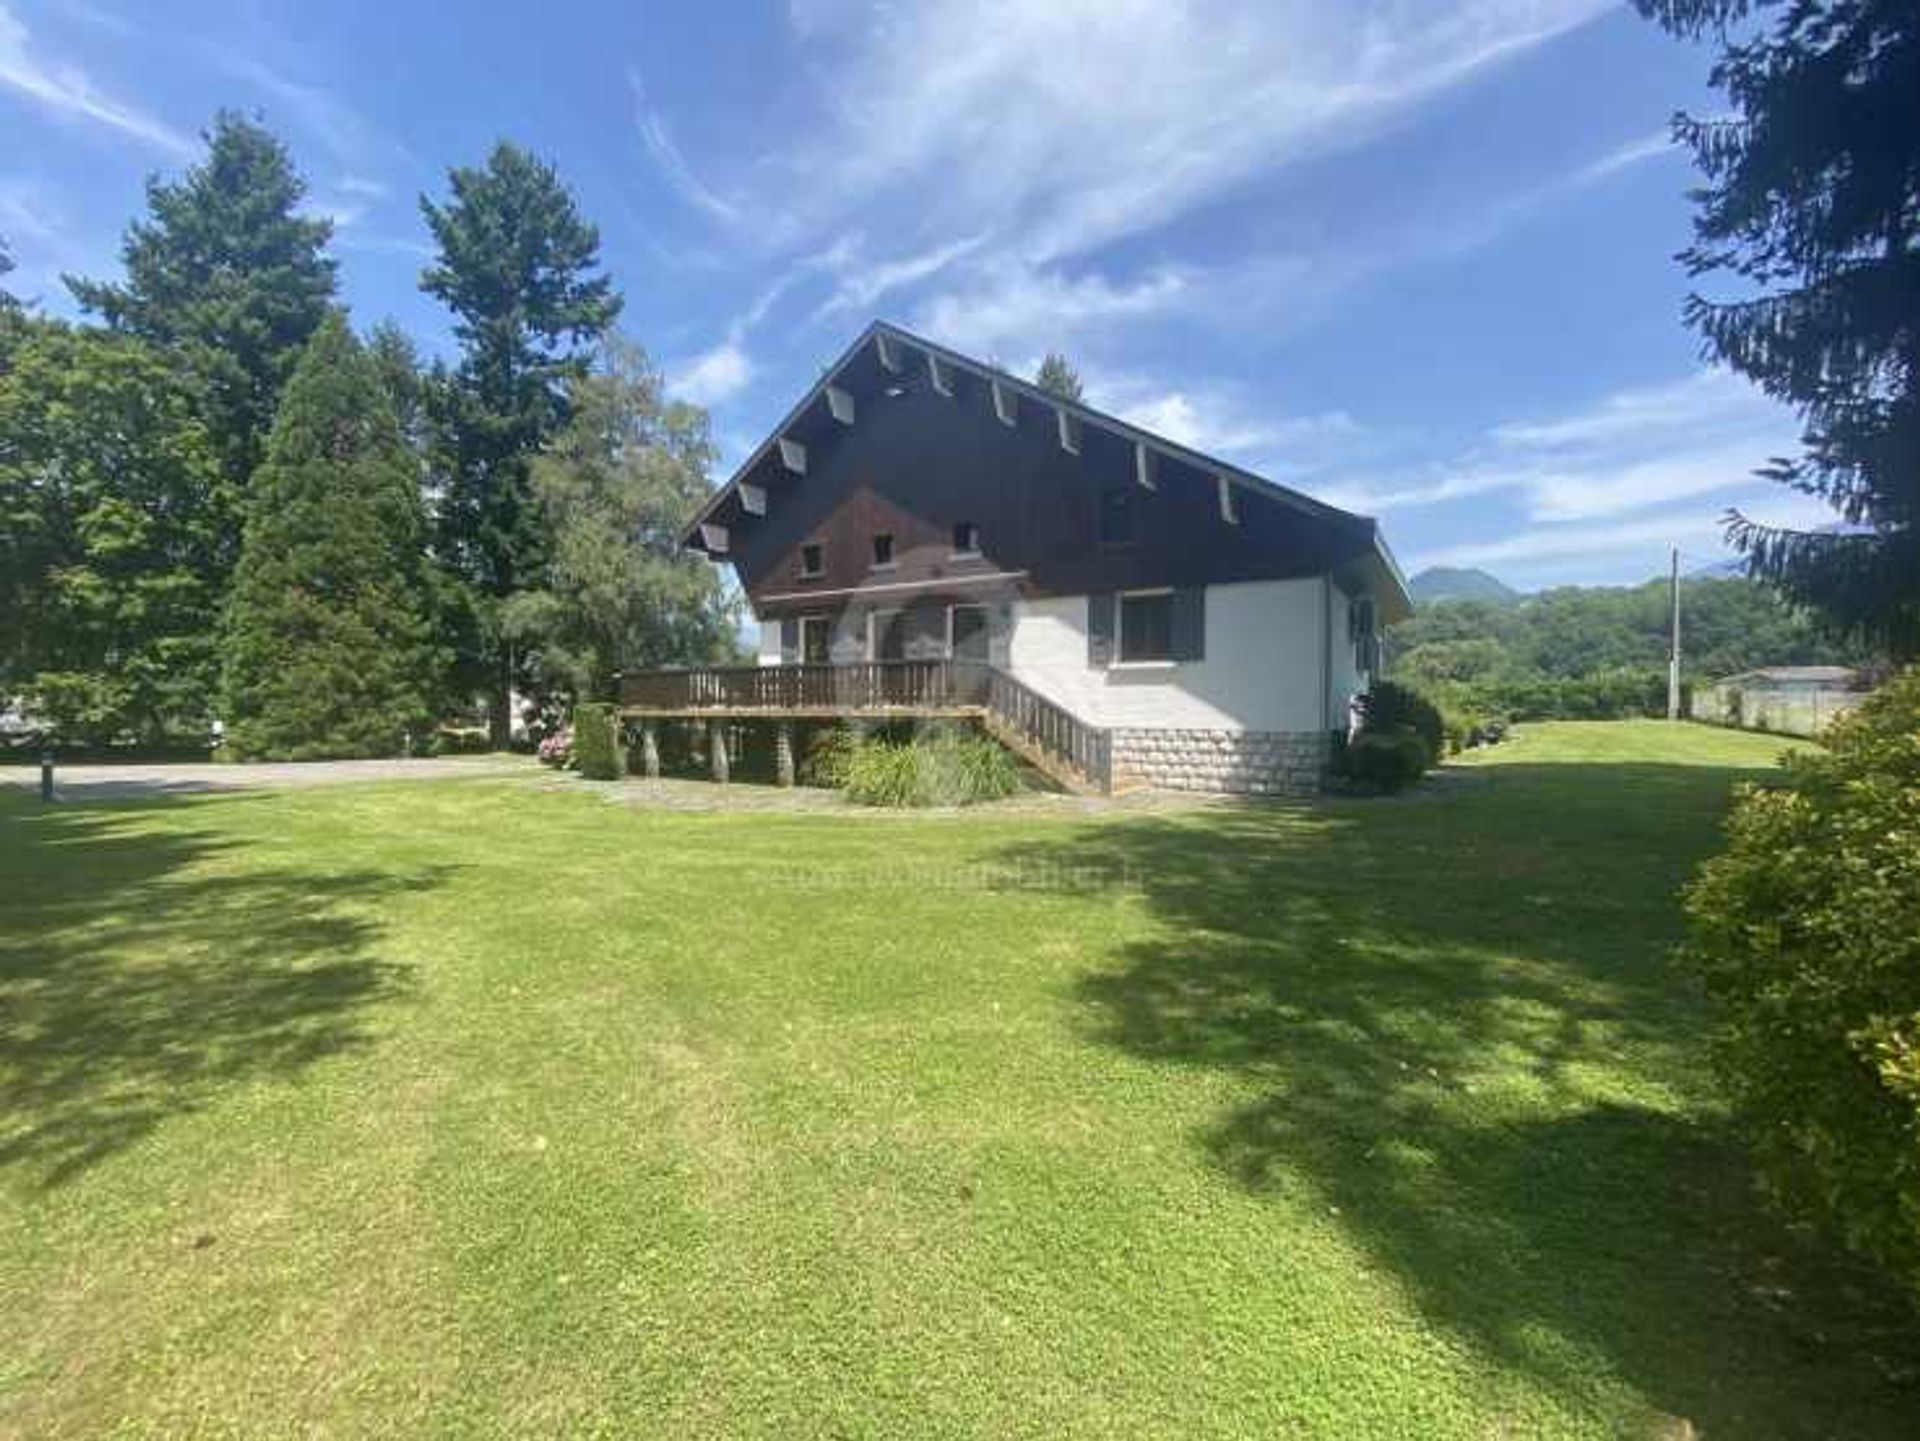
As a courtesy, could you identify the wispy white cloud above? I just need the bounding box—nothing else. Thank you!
[210,51,406,173]
[1074,363,1373,476]
[0,1,191,155]
[1410,492,1835,576]
[911,262,1189,357]
[1320,370,1797,525]
[0,174,58,243]
[813,231,989,319]
[672,340,755,406]
[628,66,740,226]
[778,0,1611,267]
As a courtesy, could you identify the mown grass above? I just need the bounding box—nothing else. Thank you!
[1,721,1911,1437]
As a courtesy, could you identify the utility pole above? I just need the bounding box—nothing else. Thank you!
[1667,545,1682,721]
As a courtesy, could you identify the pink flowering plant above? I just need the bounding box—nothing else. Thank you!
[537,726,575,769]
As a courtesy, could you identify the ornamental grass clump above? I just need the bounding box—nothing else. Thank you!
[841,731,1021,807]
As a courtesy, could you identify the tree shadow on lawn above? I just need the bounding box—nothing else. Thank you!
[993,762,1918,1436]
[0,793,444,1189]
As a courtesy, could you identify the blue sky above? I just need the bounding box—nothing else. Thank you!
[2,0,1826,590]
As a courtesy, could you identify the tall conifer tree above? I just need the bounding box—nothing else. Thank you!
[220,314,444,759]
[69,112,337,550]
[1638,1,1919,654]
[420,142,620,743]
[1034,352,1085,402]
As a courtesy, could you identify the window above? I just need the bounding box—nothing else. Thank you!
[1099,486,1133,545]
[1119,591,1174,662]
[799,615,832,664]
[799,542,824,578]
[868,609,905,661]
[1350,596,1376,673]
[951,520,981,556]
[871,532,895,569]
[949,604,989,663]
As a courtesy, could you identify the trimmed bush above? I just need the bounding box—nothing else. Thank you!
[842,731,1021,807]
[1360,681,1445,765]
[571,703,622,780]
[1682,668,1920,1301]
[1344,725,1429,794]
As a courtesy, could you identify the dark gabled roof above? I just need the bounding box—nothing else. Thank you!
[683,319,1411,617]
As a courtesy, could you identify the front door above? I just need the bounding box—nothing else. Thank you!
[950,604,989,664]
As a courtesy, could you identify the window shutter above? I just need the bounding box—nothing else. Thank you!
[1087,592,1115,666]
[779,617,799,664]
[1171,587,1206,661]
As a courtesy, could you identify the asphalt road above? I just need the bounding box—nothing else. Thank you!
[1,756,535,801]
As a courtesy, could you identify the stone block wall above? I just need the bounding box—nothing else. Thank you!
[1111,728,1330,796]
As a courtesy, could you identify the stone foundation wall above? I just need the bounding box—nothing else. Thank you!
[1111,728,1330,796]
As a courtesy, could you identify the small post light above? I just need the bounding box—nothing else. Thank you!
[39,748,55,803]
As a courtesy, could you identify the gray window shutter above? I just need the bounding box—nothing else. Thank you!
[779,617,799,664]
[1172,587,1206,661]
[1087,592,1115,666]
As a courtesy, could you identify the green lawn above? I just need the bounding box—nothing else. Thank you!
[2,722,1912,1437]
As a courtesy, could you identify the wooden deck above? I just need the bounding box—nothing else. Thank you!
[616,660,1114,793]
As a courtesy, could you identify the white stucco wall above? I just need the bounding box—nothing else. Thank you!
[757,620,782,666]
[1006,578,1335,734]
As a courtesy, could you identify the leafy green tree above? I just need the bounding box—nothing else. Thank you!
[522,338,738,700]
[1034,351,1085,402]
[68,112,337,543]
[1637,1,1920,655]
[0,323,223,742]
[220,313,445,759]
[1389,575,1873,722]
[420,141,621,742]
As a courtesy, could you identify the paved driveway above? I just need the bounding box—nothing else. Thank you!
[2,756,535,801]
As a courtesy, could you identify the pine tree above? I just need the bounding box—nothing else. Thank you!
[420,142,621,743]
[366,320,427,454]
[0,235,19,314]
[1638,1,1920,655]
[1034,352,1085,403]
[68,112,337,559]
[220,313,445,759]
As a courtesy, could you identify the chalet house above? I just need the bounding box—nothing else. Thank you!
[619,321,1410,795]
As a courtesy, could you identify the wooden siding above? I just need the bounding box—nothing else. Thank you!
[713,343,1373,617]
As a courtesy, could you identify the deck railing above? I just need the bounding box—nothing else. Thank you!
[620,659,992,714]
[619,659,1113,791]
[984,667,1111,793]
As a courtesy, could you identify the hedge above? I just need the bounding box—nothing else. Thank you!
[1682,667,1920,1301]
[571,702,623,780]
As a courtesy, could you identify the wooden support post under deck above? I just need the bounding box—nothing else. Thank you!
[774,722,795,788]
[709,719,730,784]
[640,721,660,780]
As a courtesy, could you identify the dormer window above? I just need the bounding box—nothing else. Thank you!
[799,542,824,578]
[952,521,980,556]
[871,532,895,569]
